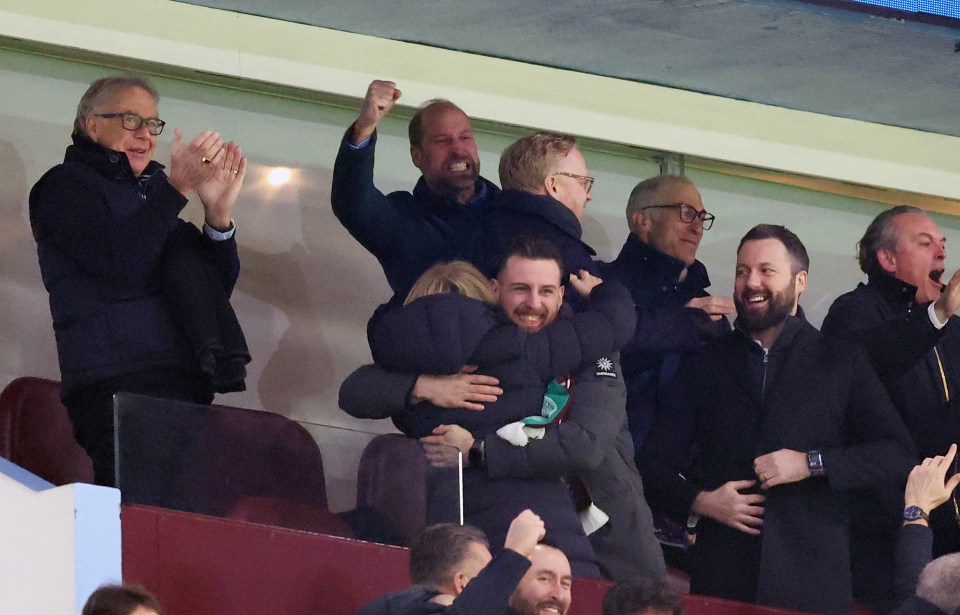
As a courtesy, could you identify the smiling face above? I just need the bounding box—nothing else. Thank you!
[634,180,705,266]
[734,238,806,344]
[410,105,481,204]
[508,545,572,615]
[879,213,946,303]
[84,86,158,176]
[547,146,592,220]
[491,256,564,333]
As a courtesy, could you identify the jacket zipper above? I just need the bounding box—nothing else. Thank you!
[761,348,769,401]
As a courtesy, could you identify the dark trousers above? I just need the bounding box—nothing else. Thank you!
[66,369,212,486]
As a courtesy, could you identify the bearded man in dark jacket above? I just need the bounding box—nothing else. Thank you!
[639,224,914,614]
[331,80,499,304]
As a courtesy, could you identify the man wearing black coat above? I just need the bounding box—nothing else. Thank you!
[638,224,914,614]
[822,206,960,559]
[598,174,733,454]
[331,80,500,303]
[469,132,598,290]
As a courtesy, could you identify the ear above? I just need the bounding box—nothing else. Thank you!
[557,283,565,306]
[452,572,469,595]
[794,270,808,295]
[544,174,559,197]
[85,115,99,140]
[876,249,897,274]
[410,145,422,170]
[628,210,645,234]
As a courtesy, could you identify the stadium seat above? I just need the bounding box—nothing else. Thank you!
[0,376,93,485]
[356,434,428,545]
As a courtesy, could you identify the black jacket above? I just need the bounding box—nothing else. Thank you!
[639,316,914,614]
[822,271,960,555]
[354,549,530,615]
[468,189,597,284]
[366,282,635,438]
[598,234,728,452]
[29,134,239,401]
[331,130,499,302]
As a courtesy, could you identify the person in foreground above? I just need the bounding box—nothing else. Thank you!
[354,509,545,615]
[891,443,960,615]
[638,224,915,614]
[603,577,682,615]
[29,75,248,486]
[505,541,574,615]
[82,584,164,615]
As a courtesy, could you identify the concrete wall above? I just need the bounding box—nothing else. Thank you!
[0,458,121,614]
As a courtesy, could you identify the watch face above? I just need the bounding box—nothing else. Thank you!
[904,505,924,520]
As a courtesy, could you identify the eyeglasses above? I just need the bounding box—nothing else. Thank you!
[642,203,715,230]
[553,172,594,194]
[94,112,166,136]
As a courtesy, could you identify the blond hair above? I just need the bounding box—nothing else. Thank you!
[405,261,495,305]
[499,132,576,193]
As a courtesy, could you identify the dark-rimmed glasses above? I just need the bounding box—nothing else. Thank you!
[553,171,594,194]
[94,112,166,136]
[642,203,715,230]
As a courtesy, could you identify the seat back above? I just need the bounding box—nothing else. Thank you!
[115,393,328,516]
[356,434,427,546]
[0,376,93,485]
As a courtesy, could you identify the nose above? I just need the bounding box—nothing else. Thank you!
[745,270,764,289]
[524,291,542,309]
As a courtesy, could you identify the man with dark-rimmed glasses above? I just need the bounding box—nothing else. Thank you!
[29,75,249,486]
[600,175,734,455]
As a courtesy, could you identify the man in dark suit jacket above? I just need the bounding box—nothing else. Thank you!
[638,224,915,614]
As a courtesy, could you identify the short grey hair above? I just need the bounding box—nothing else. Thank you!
[74,75,159,137]
[626,175,695,232]
[916,552,960,613]
[856,205,925,275]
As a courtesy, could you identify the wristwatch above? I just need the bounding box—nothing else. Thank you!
[806,450,825,477]
[903,505,929,523]
[468,438,486,469]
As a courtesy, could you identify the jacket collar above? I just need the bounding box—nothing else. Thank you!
[411,176,498,211]
[611,233,712,289]
[490,189,594,254]
[733,309,807,354]
[65,133,165,183]
[865,269,920,308]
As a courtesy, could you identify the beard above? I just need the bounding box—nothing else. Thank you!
[735,281,797,333]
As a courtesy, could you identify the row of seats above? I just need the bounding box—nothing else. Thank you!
[0,376,686,592]
[0,377,391,539]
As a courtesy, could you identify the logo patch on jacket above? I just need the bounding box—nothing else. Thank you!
[595,357,617,378]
